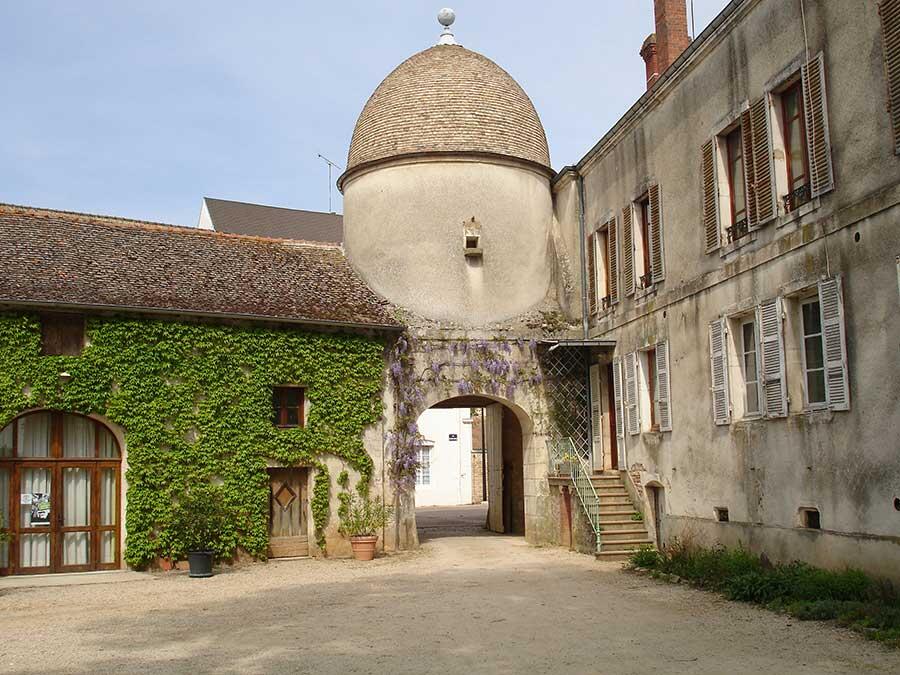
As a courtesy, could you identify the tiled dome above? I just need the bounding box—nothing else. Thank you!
[345,45,551,176]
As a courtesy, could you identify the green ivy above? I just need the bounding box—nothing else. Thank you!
[0,313,388,565]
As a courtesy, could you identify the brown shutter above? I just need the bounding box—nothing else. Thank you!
[648,184,664,282]
[607,217,619,304]
[750,95,776,223]
[802,52,835,197]
[740,108,758,228]
[702,139,720,252]
[587,232,598,316]
[622,205,635,296]
[880,0,900,153]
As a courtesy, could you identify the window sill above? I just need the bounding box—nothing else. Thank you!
[776,196,820,229]
[275,425,305,430]
[719,230,758,258]
[634,283,659,303]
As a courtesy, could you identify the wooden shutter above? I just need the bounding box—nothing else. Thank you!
[484,405,504,533]
[757,297,788,418]
[750,95,776,223]
[624,351,640,435]
[589,364,603,462]
[802,52,835,197]
[656,341,672,432]
[740,108,758,228]
[607,217,619,304]
[708,319,730,425]
[702,139,721,252]
[880,0,900,153]
[622,205,635,296]
[648,184,665,283]
[818,277,850,411]
[612,357,625,439]
[587,232,598,316]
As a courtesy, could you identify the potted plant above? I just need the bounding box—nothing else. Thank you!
[170,487,229,578]
[338,490,393,561]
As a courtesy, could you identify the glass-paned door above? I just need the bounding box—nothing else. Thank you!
[0,412,122,575]
[19,465,54,572]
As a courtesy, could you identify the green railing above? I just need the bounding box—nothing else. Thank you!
[549,437,602,553]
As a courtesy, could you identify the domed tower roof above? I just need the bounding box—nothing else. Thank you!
[341,44,551,187]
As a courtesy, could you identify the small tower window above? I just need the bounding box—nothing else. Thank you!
[463,217,483,259]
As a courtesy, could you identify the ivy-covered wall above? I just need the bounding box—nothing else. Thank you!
[0,313,389,566]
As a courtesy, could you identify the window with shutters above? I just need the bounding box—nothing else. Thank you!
[40,315,85,356]
[588,222,617,314]
[725,126,749,244]
[779,80,811,212]
[633,344,671,433]
[630,186,665,290]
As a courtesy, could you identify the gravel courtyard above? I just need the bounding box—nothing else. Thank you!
[0,505,897,674]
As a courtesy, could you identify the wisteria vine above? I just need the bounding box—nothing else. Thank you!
[386,334,543,493]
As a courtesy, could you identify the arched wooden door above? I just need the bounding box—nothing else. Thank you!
[0,412,122,575]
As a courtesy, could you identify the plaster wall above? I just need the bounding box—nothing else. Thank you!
[342,160,553,325]
[553,0,900,575]
[415,408,474,507]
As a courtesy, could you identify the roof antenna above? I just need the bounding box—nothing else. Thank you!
[437,8,456,45]
[317,154,343,214]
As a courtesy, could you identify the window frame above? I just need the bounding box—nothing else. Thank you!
[725,125,748,238]
[415,446,431,486]
[740,318,763,418]
[799,297,828,410]
[636,194,652,290]
[779,78,811,212]
[272,386,306,428]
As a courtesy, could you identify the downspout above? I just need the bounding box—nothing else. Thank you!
[577,172,589,339]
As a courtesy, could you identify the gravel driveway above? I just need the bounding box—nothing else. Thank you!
[0,505,897,674]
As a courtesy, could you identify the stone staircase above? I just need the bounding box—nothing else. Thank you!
[591,471,654,562]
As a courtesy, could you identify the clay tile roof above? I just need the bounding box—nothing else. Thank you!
[204,198,343,243]
[346,45,550,174]
[0,203,399,329]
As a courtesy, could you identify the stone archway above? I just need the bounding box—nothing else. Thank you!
[414,394,532,541]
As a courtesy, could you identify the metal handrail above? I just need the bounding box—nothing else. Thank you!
[550,437,602,553]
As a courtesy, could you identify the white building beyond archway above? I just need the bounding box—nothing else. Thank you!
[414,408,473,507]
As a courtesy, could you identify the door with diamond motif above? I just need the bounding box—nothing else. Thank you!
[267,468,309,558]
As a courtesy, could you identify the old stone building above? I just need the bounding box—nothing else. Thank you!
[0,0,898,578]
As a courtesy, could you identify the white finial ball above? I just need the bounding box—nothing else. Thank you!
[438,7,456,27]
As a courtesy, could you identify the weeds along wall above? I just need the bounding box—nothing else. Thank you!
[0,313,389,566]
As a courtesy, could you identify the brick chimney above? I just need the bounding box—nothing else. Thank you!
[642,0,691,89]
[640,34,659,88]
[655,0,691,74]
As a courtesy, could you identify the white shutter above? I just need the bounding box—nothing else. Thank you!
[758,298,788,418]
[624,351,640,436]
[612,357,625,439]
[622,205,635,296]
[589,364,603,463]
[708,319,731,425]
[818,277,850,410]
[802,52,835,198]
[656,341,672,431]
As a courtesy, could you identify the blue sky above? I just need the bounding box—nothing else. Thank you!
[1,1,728,225]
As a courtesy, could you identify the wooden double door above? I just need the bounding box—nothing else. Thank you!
[267,467,309,558]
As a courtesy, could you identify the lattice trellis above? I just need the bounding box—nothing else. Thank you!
[539,345,590,459]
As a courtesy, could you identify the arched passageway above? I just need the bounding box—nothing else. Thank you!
[414,395,527,541]
[0,411,123,575]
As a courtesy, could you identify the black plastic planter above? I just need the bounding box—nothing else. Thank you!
[188,551,214,578]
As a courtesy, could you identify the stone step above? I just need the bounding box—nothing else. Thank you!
[593,486,629,495]
[596,519,644,531]
[598,498,634,508]
[598,508,639,518]
[600,528,651,542]
[595,550,639,562]
[600,538,654,552]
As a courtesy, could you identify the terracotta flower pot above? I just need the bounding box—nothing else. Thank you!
[350,535,379,561]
